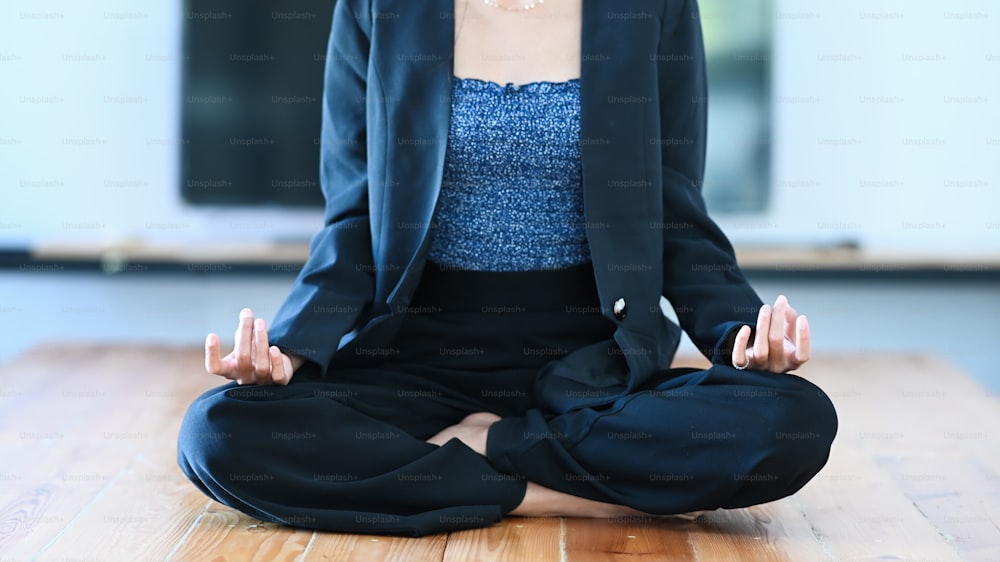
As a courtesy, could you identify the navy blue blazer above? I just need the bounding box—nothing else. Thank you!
[269,0,764,411]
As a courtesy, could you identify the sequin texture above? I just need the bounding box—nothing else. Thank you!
[427,76,590,271]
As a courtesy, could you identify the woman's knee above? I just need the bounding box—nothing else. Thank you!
[176,384,243,487]
[176,384,297,490]
[177,382,305,466]
[772,375,838,458]
[737,374,838,502]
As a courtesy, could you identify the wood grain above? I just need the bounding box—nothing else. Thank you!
[2,347,999,560]
[305,531,447,562]
[790,448,962,561]
[442,517,561,562]
[803,354,1000,561]
[687,504,828,562]
[788,356,966,561]
[563,516,696,562]
[0,343,78,416]
[165,504,314,562]
[33,357,216,561]
[0,347,175,557]
[877,455,1000,561]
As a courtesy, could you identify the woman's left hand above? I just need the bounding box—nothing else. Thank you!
[732,294,810,374]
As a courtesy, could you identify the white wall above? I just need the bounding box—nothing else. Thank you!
[736,0,1000,253]
[0,0,320,248]
[1,0,998,252]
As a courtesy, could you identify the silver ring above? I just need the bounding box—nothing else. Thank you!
[733,356,751,370]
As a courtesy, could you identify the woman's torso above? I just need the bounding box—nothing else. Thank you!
[428,0,588,272]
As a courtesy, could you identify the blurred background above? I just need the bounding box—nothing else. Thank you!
[0,0,998,391]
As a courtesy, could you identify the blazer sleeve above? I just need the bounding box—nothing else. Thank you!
[656,0,764,364]
[268,0,375,373]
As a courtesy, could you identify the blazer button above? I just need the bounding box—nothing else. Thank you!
[613,297,627,320]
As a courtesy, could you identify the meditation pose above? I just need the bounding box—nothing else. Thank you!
[178,0,837,536]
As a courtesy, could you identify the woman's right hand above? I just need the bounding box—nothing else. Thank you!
[205,308,303,386]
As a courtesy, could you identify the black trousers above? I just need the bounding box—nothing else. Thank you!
[177,263,837,536]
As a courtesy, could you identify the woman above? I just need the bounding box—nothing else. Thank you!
[178,0,837,536]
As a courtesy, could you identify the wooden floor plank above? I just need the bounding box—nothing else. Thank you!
[32,424,212,561]
[787,356,965,560]
[442,517,562,562]
[304,531,447,562]
[3,347,1000,560]
[802,354,1000,454]
[686,504,828,562]
[29,346,215,560]
[803,354,1000,561]
[165,504,314,562]
[973,489,1000,562]
[789,445,962,561]
[0,346,215,560]
[0,348,175,556]
[0,343,80,418]
[876,453,1000,560]
[563,516,696,562]
[0,347,131,466]
[33,481,210,562]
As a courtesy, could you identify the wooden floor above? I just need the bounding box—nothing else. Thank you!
[1,346,999,561]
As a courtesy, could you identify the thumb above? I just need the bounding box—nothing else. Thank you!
[731,325,752,369]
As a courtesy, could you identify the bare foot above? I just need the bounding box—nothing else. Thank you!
[427,414,707,521]
[510,482,707,520]
[510,482,644,518]
[665,510,707,521]
[426,412,501,456]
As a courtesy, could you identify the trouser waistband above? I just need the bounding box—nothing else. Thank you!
[410,260,601,313]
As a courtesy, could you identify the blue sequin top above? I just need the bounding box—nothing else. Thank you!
[427,76,590,272]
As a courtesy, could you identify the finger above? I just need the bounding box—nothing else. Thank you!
[233,308,254,383]
[731,325,752,368]
[281,351,295,385]
[205,333,229,375]
[248,320,257,380]
[270,347,288,385]
[753,304,771,365]
[784,302,798,341]
[785,302,798,321]
[768,296,787,368]
[253,318,271,380]
[794,315,811,365]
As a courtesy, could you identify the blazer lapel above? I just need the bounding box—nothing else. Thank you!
[370,0,659,306]
[369,0,454,304]
[579,0,662,276]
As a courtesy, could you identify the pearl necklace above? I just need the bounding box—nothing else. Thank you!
[483,0,545,12]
